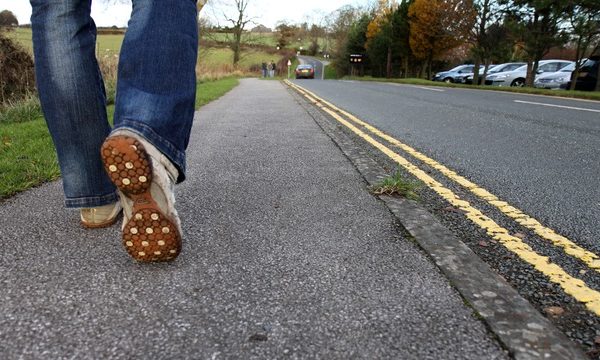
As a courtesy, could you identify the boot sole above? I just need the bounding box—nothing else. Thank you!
[101,135,181,262]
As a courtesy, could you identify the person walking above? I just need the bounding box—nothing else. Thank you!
[267,61,273,78]
[261,61,267,78]
[271,60,277,78]
[29,0,198,262]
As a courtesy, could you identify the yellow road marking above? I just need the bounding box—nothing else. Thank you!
[285,80,600,273]
[285,80,600,315]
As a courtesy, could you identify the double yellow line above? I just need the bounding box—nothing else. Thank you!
[285,79,600,315]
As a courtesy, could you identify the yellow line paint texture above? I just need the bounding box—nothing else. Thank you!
[285,80,600,315]
[286,81,600,273]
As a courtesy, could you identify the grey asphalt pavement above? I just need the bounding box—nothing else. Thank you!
[291,80,600,254]
[0,79,506,359]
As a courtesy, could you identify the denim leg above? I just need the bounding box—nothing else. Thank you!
[30,0,118,208]
[113,0,198,183]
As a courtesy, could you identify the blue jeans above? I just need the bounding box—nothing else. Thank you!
[30,0,198,208]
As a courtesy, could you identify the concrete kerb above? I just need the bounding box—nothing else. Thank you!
[285,81,588,360]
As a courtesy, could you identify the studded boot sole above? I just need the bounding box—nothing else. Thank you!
[101,136,181,262]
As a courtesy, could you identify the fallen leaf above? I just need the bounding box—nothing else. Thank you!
[442,206,463,214]
[544,306,565,317]
[514,232,526,239]
[595,336,600,345]
[248,333,268,342]
[478,241,489,247]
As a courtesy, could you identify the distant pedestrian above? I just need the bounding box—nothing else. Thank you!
[29,0,196,263]
[271,61,277,77]
[261,62,267,78]
[267,61,274,78]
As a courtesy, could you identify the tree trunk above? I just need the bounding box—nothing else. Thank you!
[480,60,491,85]
[386,45,392,78]
[525,60,536,87]
[569,36,584,91]
[595,62,600,92]
[426,52,433,80]
[233,29,242,65]
[472,58,481,86]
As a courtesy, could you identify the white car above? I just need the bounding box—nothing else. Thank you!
[464,62,526,84]
[534,62,580,89]
[485,60,574,87]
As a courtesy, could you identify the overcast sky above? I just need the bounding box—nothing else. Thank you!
[1,0,370,28]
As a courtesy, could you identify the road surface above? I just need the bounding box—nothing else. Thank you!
[291,79,600,253]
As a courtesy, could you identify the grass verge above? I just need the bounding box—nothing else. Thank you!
[0,78,240,200]
[370,171,420,200]
[195,77,239,109]
[324,63,337,80]
[346,76,600,101]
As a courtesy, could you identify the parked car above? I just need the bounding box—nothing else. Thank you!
[563,56,599,91]
[534,62,578,89]
[295,64,315,79]
[432,65,480,83]
[464,62,526,84]
[456,65,495,84]
[485,60,574,87]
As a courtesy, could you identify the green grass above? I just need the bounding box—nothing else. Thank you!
[205,32,327,50]
[0,78,239,200]
[346,76,600,101]
[0,119,60,199]
[206,32,279,47]
[95,33,125,55]
[323,63,337,80]
[195,77,239,109]
[8,28,124,55]
[6,28,34,52]
[0,96,42,124]
[199,47,281,69]
[370,171,420,200]
[10,28,288,76]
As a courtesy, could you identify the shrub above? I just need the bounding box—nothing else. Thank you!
[0,29,35,106]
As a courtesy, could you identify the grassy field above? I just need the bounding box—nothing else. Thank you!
[204,32,328,51]
[198,47,282,69]
[0,78,239,200]
[11,28,288,76]
[8,28,123,55]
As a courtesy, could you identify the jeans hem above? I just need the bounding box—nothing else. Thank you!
[65,191,120,209]
[112,120,186,183]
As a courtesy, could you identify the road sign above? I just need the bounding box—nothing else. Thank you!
[350,54,364,64]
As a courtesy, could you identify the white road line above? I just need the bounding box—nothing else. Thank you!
[411,85,445,92]
[514,100,600,113]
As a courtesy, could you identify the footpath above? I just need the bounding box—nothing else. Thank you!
[1,79,511,358]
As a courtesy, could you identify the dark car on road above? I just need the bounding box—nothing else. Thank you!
[564,56,599,91]
[295,64,315,79]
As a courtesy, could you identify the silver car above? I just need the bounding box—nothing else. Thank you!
[432,65,479,83]
[464,63,526,84]
[485,60,574,87]
[534,62,579,89]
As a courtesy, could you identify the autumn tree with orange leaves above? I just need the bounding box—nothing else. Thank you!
[408,0,476,79]
[366,0,399,77]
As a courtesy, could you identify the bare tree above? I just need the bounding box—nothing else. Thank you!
[224,0,255,65]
